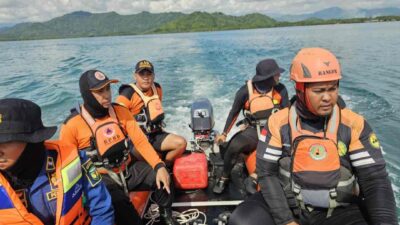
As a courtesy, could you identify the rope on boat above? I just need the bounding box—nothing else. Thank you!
[144,204,207,225]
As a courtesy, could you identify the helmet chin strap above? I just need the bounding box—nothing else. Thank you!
[295,82,321,121]
[304,89,319,116]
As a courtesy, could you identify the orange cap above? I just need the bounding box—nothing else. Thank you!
[290,48,342,83]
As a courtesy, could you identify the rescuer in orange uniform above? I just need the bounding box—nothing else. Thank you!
[0,98,114,225]
[213,59,289,194]
[60,70,178,225]
[116,60,186,166]
[229,48,398,225]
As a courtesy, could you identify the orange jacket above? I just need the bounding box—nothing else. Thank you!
[60,104,163,169]
[256,104,397,225]
[223,83,288,134]
[0,141,90,225]
[116,82,163,116]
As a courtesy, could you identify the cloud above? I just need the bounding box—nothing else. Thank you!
[0,0,399,24]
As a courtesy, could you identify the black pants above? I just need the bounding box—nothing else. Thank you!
[229,192,368,225]
[222,127,258,177]
[148,130,170,152]
[102,161,174,225]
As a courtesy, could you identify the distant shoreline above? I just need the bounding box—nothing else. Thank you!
[0,14,399,42]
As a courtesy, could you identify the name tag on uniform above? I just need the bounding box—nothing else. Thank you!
[46,190,58,201]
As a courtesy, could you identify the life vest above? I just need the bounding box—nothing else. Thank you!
[130,83,165,133]
[0,141,90,225]
[81,105,133,195]
[279,104,358,217]
[245,80,281,122]
[80,105,131,172]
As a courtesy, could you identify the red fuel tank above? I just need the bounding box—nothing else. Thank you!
[173,153,208,189]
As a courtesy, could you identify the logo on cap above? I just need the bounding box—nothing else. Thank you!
[94,71,106,81]
[139,60,152,69]
[323,61,330,67]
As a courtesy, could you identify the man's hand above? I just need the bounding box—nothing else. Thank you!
[156,167,171,194]
[215,134,227,144]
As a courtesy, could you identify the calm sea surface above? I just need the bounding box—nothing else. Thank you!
[0,21,399,217]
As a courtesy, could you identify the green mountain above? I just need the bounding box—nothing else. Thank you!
[153,12,276,33]
[0,11,277,41]
[0,11,399,41]
[0,11,185,41]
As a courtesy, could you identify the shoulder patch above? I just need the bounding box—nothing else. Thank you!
[46,150,58,173]
[338,141,348,156]
[369,133,380,149]
[81,159,102,187]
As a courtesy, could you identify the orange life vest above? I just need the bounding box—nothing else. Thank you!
[279,104,358,216]
[289,104,341,189]
[0,140,90,225]
[130,83,164,133]
[81,105,131,171]
[246,80,280,121]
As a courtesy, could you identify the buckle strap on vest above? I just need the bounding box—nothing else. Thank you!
[338,175,355,187]
[279,168,291,178]
[99,166,130,196]
[292,183,306,210]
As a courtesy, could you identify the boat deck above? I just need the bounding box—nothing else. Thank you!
[144,153,249,225]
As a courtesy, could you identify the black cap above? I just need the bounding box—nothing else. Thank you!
[79,70,119,91]
[135,60,154,73]
[252,59,285,82]
[0,98,57,143]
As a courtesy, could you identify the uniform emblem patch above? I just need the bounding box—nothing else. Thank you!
[338,141,347,157]
[46,190,58,201]
[82,159,102,187]
[47,172,58,189]
[369,133,380,149]
[46,156,56,171]
[309,144,327,160]
[15,189,28,208]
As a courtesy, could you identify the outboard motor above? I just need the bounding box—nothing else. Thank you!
[173,98,215,190]
[189,98,215,152]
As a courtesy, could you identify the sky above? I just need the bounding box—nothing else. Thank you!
[0,0,399,24]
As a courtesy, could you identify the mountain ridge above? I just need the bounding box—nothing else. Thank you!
[0,8,399,41]
[273,7,400,21]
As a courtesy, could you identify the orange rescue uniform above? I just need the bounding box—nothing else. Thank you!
[60,104,163,169]
[116,82,163,117]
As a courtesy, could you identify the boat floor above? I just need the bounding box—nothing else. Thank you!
[144,153,250,225]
